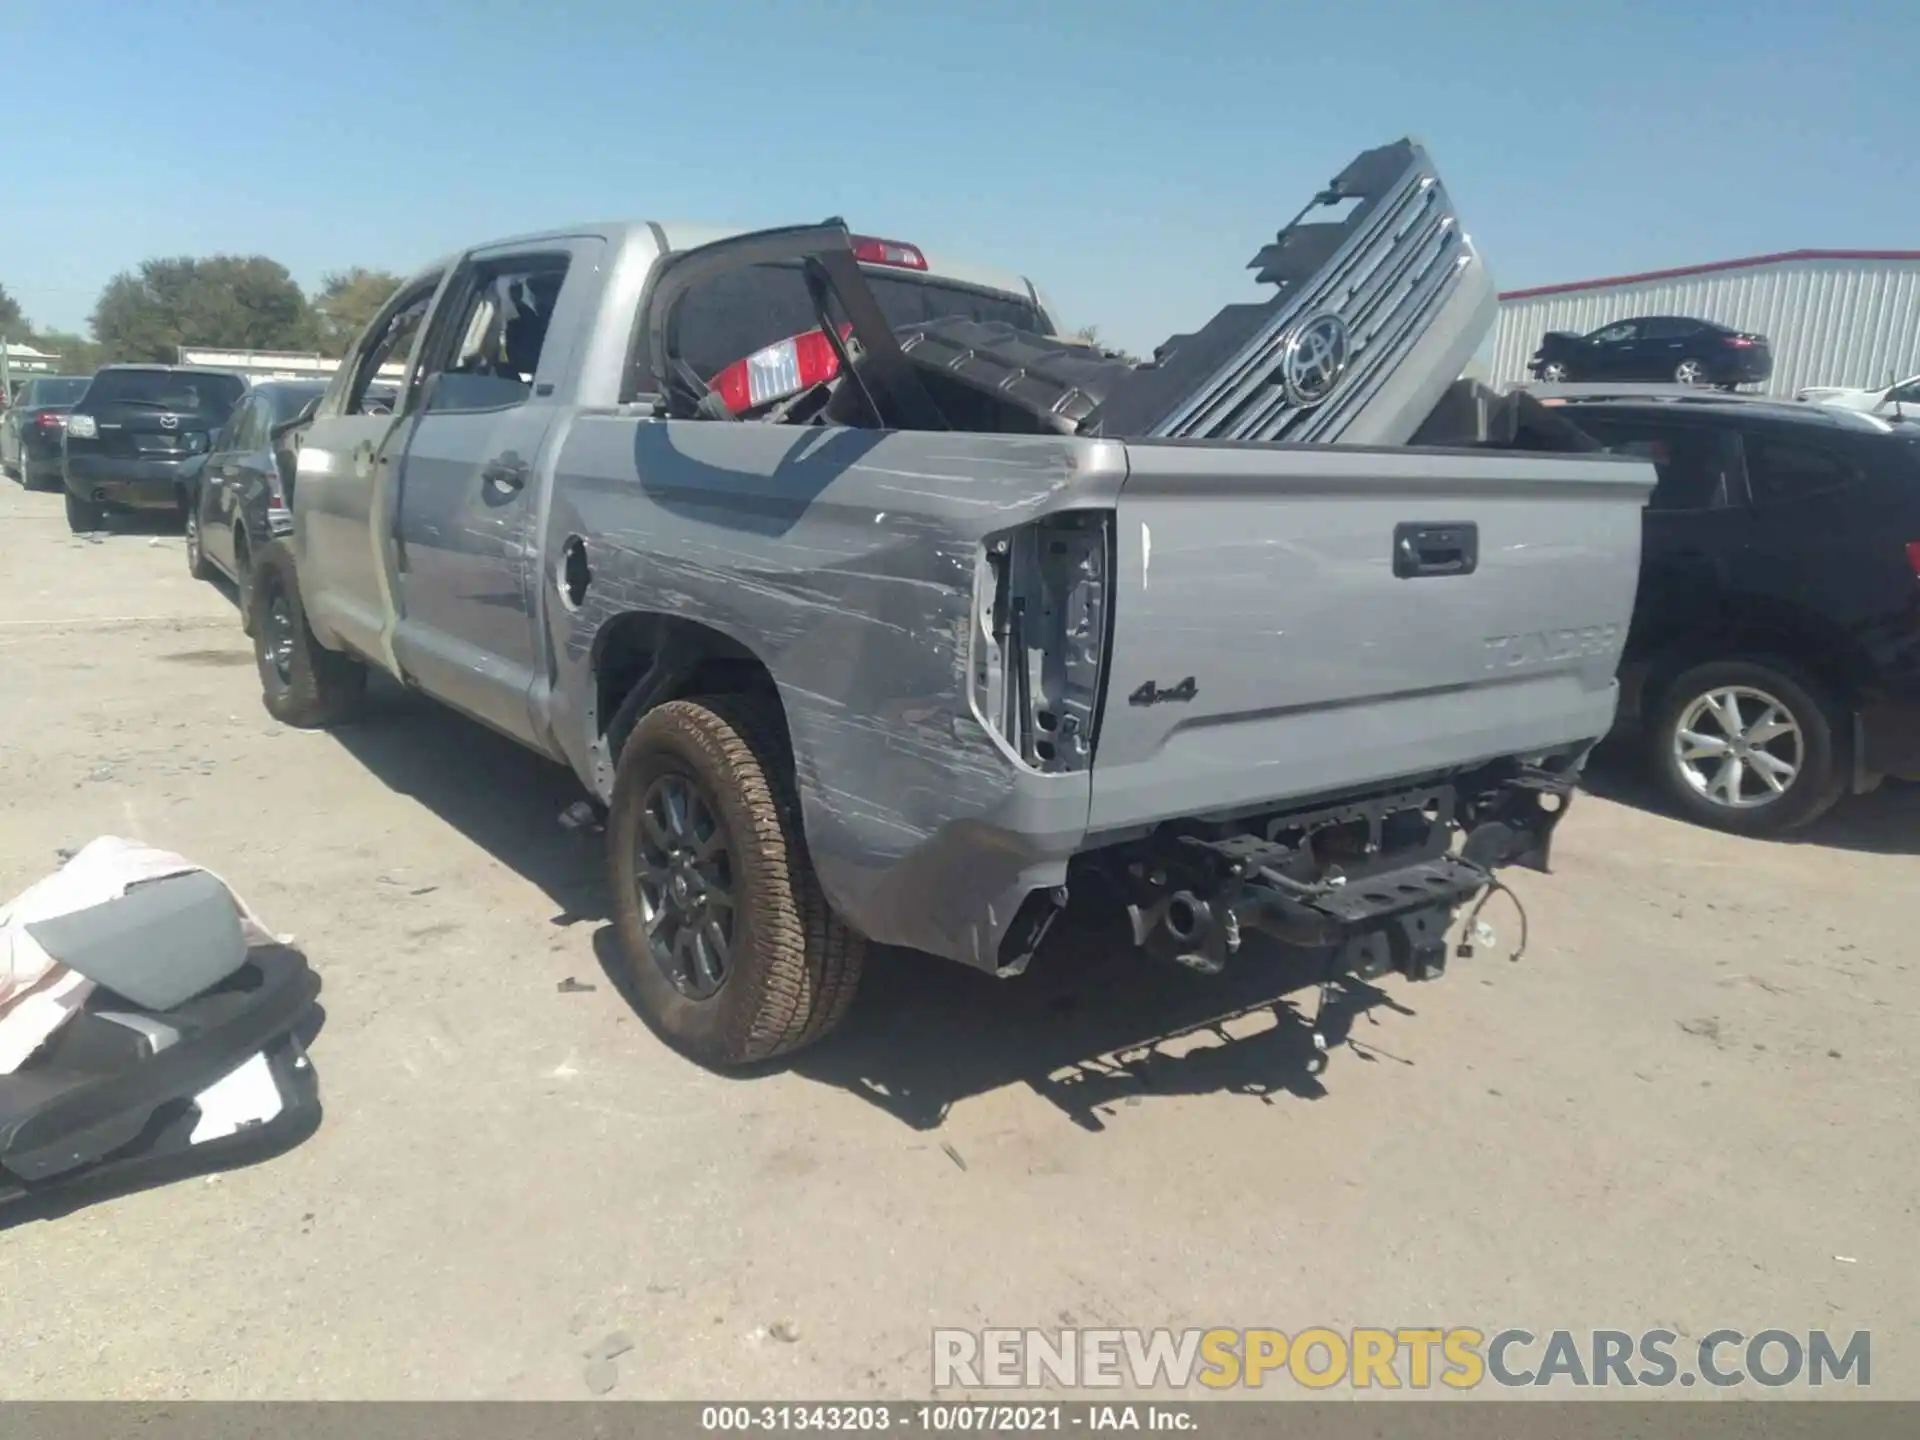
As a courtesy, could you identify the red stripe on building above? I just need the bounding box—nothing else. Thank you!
[1498,249,1920,302]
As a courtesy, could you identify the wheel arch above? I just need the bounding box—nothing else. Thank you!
[1638,599,1866,723]
[588,610,792,800]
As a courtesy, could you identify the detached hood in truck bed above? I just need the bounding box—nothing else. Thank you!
[747,138,1495,451]
[860,139,1497,450]
[1084,138,1496,448]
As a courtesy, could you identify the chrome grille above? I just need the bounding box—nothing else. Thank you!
[1146,141,1486,445]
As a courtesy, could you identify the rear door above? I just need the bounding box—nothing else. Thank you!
[202,394,265,572]
[226,392,290,566]
[1736,422,1887,638]
[295,274,443,665]
[1636,318,1698,378]
[1088,441,1655,829]
[1564,410,1745,672]
[390,238,599,745]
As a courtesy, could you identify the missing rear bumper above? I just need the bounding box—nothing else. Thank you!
[1108,759,1577,980]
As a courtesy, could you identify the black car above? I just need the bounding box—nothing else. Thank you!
[1538,386,1920,833]
[1530,316,1773,388]
[60,365,248,532]
[1,375,90,490]
[182,379,330,627]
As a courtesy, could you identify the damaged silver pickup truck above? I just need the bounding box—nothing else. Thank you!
[249,139,1655,1066]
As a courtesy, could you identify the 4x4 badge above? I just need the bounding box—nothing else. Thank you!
[1128,676,1198,707]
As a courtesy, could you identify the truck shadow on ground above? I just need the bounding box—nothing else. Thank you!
[327,683,612,928]
[330,688,1423,1131]
[1581,738,1920,857]
[594,915,1416,1134]
[792,921,1414,1133]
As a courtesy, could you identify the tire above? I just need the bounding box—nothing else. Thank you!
[607,693,866,1067]
[1673,357,1707,386]
[233,527,256,637]
[64,488,103,533]
[1647,658,1847,835]
[248,541,367,728]
[184,495,213,580]
[1539,361,1570,383]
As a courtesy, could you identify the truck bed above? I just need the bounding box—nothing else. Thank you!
[535,420,1652,968]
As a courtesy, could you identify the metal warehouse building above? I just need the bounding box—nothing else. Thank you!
[1488,250,1920,398]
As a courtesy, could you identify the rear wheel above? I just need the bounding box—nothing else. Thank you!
[64,489,103,533]
[1539,360,1570,383]
[1648,658,1846,835]
[233,526,256,636]
[248,541,367,728]
[184,496,213,580]
[607,694,865,1067]
[1673,357,1707,385]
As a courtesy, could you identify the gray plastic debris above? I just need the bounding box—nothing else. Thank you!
[25,870,249,1010]
[558,802,598,831]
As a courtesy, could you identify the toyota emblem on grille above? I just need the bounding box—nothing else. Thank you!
[159,414,179,429]
[1280,313,1352,408]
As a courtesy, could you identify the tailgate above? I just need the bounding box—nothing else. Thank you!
[1087,440,1655,832]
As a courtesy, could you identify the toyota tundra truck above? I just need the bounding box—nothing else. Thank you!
[246,139,1655,1067]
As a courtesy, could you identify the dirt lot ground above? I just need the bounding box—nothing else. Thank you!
[0,477,1914,1401]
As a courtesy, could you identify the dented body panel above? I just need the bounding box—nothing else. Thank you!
[538,422,1128,965]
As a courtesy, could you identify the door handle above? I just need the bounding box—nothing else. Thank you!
[1393,522,1479,578]
[481,455,528,494]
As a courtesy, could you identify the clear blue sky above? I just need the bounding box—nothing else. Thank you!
[3,0,1914,357]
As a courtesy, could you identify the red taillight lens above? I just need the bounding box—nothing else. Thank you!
[849,234,927,270]
[34,411,65,430]
[1905,541,1920,580]
[1725,337,1754,348]
[708,325,853,414]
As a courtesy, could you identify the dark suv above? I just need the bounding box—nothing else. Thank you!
[60,365,248,532]
[1,375,91,490]
[1539,386,1920,834]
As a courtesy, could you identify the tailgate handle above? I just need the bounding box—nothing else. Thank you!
[1393,522,1478,579]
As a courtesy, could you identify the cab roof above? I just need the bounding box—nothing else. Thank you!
[414,219,1053,325]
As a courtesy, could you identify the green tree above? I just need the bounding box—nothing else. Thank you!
[89,254,315,363]
[0,282,28,341]
[312,268,404,356]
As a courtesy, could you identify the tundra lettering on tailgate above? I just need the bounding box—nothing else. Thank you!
[1481,624,1621,672]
